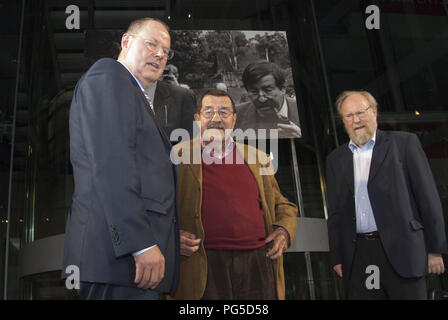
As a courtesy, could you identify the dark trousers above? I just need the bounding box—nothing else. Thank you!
[202,245,277,300]
[77,282,162,300]
[348,237,427,300]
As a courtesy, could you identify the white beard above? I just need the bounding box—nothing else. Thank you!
[348,124,376,147]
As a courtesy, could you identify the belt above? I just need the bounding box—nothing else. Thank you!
[356,231,379,240]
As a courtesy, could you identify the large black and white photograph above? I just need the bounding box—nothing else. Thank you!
[85,29,302,139]
[168,30,302,139]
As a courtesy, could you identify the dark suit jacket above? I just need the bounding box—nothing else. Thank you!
[63,58,180,294]
[234,96,300,139]
[326,129,447,290]
[153,80,196,142]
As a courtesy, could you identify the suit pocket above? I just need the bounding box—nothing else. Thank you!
[409,219,424,231]
[142,197,168,215]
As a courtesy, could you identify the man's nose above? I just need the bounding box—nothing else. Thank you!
[256,91,268,102]
[353,114,362,122]
[153,46,165,59]
[211,111,222,120]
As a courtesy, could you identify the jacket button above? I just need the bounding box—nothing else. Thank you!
[352,238,356,243]
[352,216,356,221]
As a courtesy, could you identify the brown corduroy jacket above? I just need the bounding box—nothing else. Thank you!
[169,138,298,300]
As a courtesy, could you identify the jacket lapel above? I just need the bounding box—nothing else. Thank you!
[136,88,172,150]
[369,129,389,182]
[153,81,170,114]
[185,137,202,185]
[235,143,264,190]
[235,143,271,216]
[117,61,172,152]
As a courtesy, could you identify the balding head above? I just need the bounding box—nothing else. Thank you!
[118,18,171,88]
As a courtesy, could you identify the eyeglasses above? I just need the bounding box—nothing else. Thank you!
[200,108,234,119]
[342,106,372,122]
[247,87,277,98]
[129,34,174,60]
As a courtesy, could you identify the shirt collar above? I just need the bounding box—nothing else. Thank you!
[117,60,145,91]
[201,135,235,160]
[144,81,158,103]
[348,130,377,153]
[276,96,288,119]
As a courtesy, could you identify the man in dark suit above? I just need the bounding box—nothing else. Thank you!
[142,63,196,141]
[62,18,179,300]
[326,90,447,299]
[234,61,301,139]
[151,79,196,141]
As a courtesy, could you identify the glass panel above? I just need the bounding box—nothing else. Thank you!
[0,0,25,299]
[316,0,448,298]
[22,271,79,300]
[310,252,344,299]
[283,252,309,299]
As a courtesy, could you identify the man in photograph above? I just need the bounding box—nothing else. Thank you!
[235,60,301,139]
[146,63,196,141]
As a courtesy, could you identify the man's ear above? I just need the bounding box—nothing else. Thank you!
[121,33,131,51]
[194,113,200,121]
[281,86,286,95]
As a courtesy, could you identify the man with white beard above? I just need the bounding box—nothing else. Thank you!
[326,90,447,299]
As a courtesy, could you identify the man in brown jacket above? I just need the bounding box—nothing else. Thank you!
[170,89,297,300]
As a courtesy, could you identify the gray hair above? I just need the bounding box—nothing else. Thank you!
[335,90,378,115]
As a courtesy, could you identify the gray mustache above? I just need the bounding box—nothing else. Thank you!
[207,122,226,130]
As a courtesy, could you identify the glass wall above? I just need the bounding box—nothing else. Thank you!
[0,0,447,299]
[314,0,448,296]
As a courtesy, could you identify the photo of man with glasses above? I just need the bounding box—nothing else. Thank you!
[145,63,196,142]
[234,60,301,139]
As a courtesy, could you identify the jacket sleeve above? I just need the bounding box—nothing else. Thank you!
[405,133,448,254]
[326,155,342,266]
[270,176,298,246]
[180,88,196,137]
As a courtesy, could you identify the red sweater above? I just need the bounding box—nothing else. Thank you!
[201,146,266,250]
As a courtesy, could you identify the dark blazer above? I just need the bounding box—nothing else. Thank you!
[326,129,447,290]
[63,58,180,294]
[234,96,300,139]
[153,80,196,141]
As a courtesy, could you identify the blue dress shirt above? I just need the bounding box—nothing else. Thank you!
[348,131,378,233]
